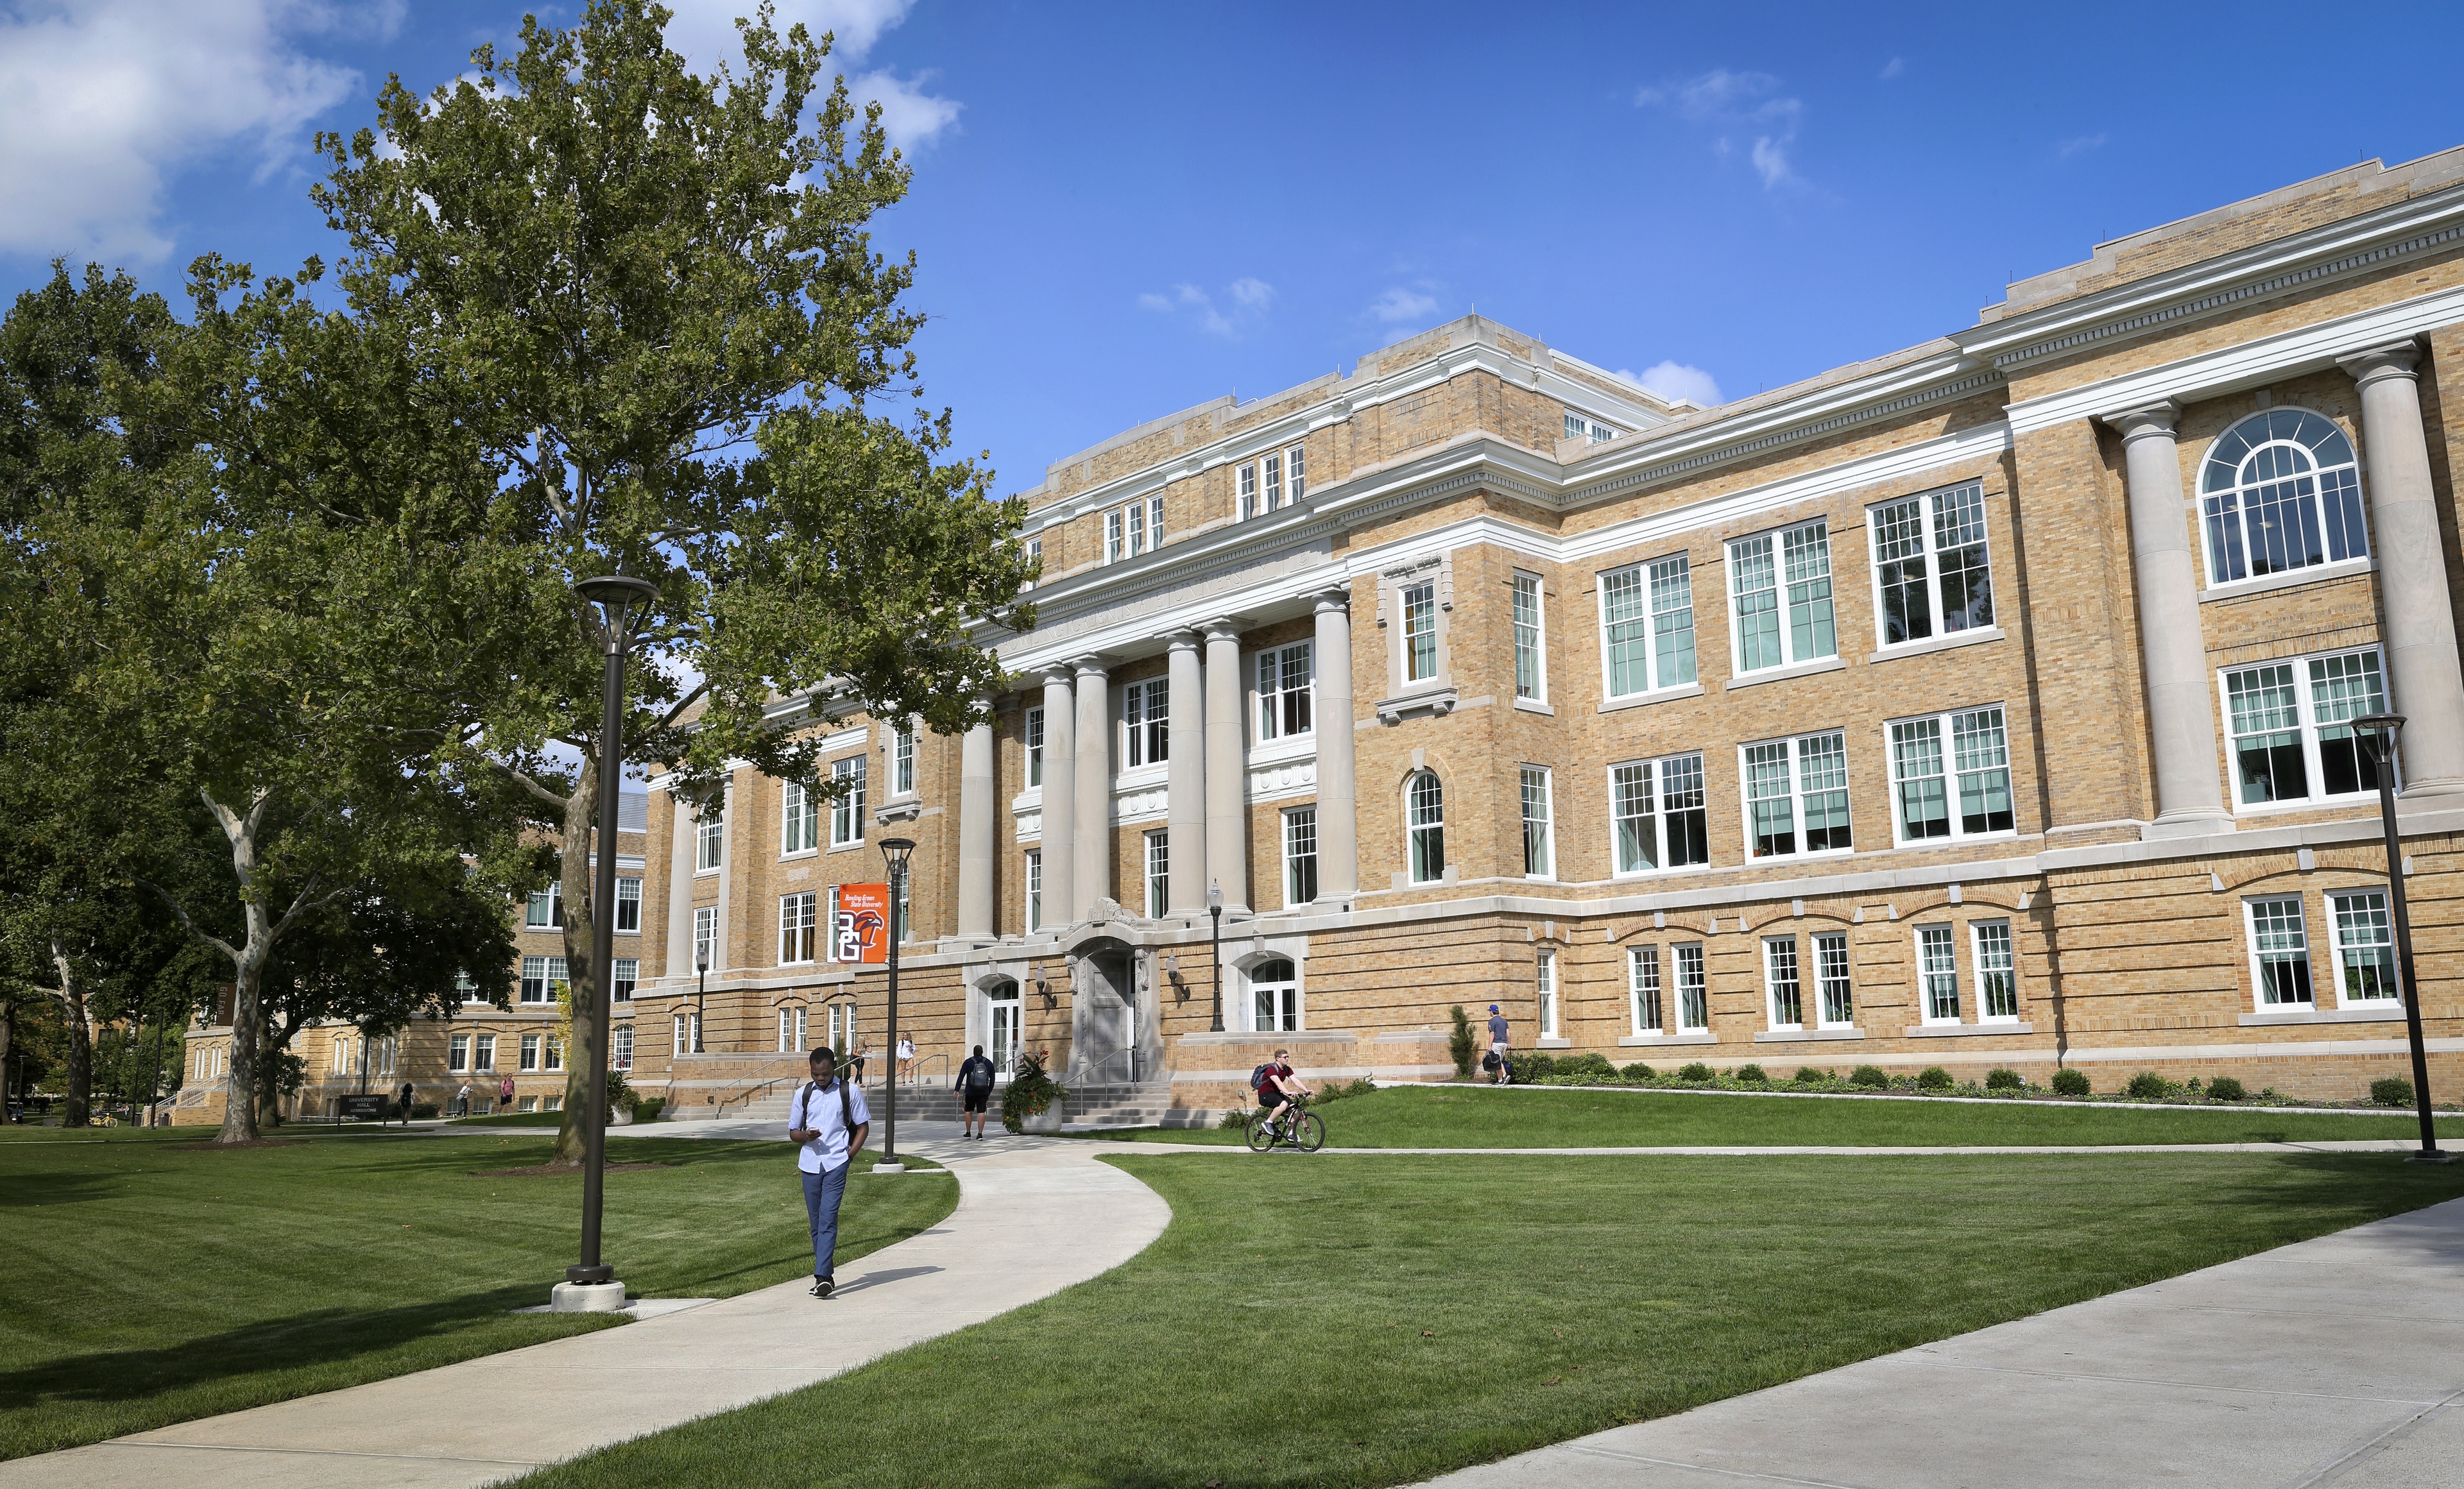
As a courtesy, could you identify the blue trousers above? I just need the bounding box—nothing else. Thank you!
[801,1162,849,1279]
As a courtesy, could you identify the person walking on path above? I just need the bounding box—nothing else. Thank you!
[896,1032,917,1086]
[1485,1005,1512,1084]
[848,1039,871,1088]
[955,1044,997,1139]
[787,1046,871,1298]
[397,1080,415,1127]
[499,1075,516,1114]
[456,1082,473,1116]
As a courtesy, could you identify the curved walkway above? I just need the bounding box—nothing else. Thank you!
[0,1131,1170,1489]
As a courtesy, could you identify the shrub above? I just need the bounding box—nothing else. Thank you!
[2372,1076,2416,1107]
[411,1101,441,1119]
[1793,1066,1829,1084]
[1850,1064,1888,1089]
[1734,1063,1768,1084]
[1000,1051,1068,1133]
[1915,1066,1955,1091]
[1621,1062,1656,1080]
[631,1097,666,1123]
[2125,1071,2170,1101]
[1566,1051,1619,1077]
[1677,1062,1715,1083]
[1217,1107,1251,1130]
[1509,1053,1558,1082]
[2205,1076,2246,1103]
[1448,1006,1475,1080]
[1317,1077,1378,1103]
[2051,1068,2091,1098]
[1985,1068,2023,1091]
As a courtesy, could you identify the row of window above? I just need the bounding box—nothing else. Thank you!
[771,882,912,966]
[325,1035,400,1076]
[525,878,643,933]
[2245,890,2397,1008]
[446,1030,567,1073]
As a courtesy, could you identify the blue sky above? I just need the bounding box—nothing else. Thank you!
[6,1,2464,496]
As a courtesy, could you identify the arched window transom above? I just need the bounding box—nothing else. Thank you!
[2199,409,2367,584]
[1407,770,1446,883]
[1249,957,1298,1032]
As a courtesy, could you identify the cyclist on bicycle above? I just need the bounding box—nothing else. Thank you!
[1255,1049,1313,1135]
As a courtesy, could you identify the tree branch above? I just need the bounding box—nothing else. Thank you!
[141,880,243,964]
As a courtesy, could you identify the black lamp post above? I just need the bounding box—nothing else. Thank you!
[563,573,662,1300]
[1208,881,1224,1032]
[878,836,916,1171]
[2354,713,2449,1163]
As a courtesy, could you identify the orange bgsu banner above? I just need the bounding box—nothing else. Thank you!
[835,885,891,964]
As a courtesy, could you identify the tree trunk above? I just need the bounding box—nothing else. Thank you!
[205,788,280,1146]
[49,941,92,1128]
[549,753,603,1166]
[0,998,14,1124]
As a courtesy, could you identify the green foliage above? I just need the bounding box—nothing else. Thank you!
[2126,1071,2171,1101]
[1851,1064,1889,1089]
[2372,1077,2416,1107]
[1448,1006,1476,1079]
[1000,1051,1066,1133]
[1734,1064,1768,1084]
[1677,1062,1715,1083]
[630,1097,665,1123]
[1508,1052,1557,1082]
[1916,1066,1955,1091]
[2052,1068,2092,1098]
[1793,1066,1829,1085]
[1985,1068,2024,1091]
[1620,1063,1655,1080]
[2205,1076,2246,1103]
[1556,1051,1618,1082]
[1317,1077,1378,1103]
[1217,1107,1252,1130]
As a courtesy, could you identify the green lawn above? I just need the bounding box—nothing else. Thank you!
[0,1127,955,1460]
[519,1150,2464,1489]
[1101,1084,2464,1147]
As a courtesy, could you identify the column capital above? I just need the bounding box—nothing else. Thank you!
[2338,340,2424,387]
[1200,615,1244,644]
[1165,627,1206,654]
[1038,663,1075,688]
[2100,399,2182,441]
[1312,586,1353,615]
[1068,654,1111,680]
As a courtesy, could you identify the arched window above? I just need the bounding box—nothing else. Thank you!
[1407,770,1446,883]
[985,979,1022,1073]
[2200,409,2368,584]
[1250,957,1298,1032]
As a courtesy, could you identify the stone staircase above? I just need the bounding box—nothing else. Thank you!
[1059,1079,1214,1133]
[721,1080,961,1125]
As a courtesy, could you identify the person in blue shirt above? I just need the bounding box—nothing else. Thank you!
[787,1046,871,1297]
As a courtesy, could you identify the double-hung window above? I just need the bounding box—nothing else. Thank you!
[1143,830,1169,917]
[782,781,819,855]
[2330,891,2398,1005]
[1025,706,1045,788]
[1282,807,1318,906]
[1742,731,1851,859]
[696,812,724,872]
[1512,574,1546,701]
[615,875,642,932]
[1972,921,2018,1020]
[520,1033,540,1071]
[1407,770,1445,883]
[520,955,567,1005]
[830,756,867,846]
[1600,555,1695,698]
[1729,520,1836,674]
[1763,937,1804,1030]
[613,1025,634,1071]
[1890,706,2015,842]
[612,958,637,1003]
[1024,849,1043,932]
[1238,462,1257,519]
[692,905,717,973]
[450,1034,470,1071]
[1256,643,1313,740]
[1124,677,1169,767]
[1610,753,1711,874]
[891,722,916,797]
[1916,925,1961,1023]
[1673,944,1709,1032]
[1262,452,1283,511]
[1106,496,1163,561]
[1401,581,1439,683]
[1520,766,1554,879]
[1869,482,1995,646]
[2200,409,2369,586]
[1629,946,1663,1035]
[1536,951,1559,1040]
[1287,444,1306,502]
[2246,896,2314,1005]
[526,883,561,928]
[2223,647,2388,808]
[1564,411,1616,443]
[473,1034,495,1073]
[780,891,817,964]
[1815,932,1854,1028]
[543,1035,561,1072]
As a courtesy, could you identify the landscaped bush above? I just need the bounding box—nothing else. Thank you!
[1734,1064,1768,1084]
[1000,1051,1068,1133]
[2051,1068,2091,1098]
[1217,1107,1251,1130]
[1448,1006,1475,1080]
[1509,1053,1558,1082]
[1559,1051,1619,1081]
[2126,1071,2170,1101]
[1793,1066,1828,1084]
[631,1097,666,1123]
[1985,1068,2023,1091]
[2205,1076,2246,1103]
[1677,1062,1715,1083]
[411,1101,441,1119]
[1915,1066,1954,1091]
[2372,1076,2416,1107]
[1850,1064,1888,1089]
[1621,1062,1655,1080]
[1316,1078,1378,1103]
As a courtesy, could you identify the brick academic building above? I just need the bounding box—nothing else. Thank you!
[189,148,2464,1122]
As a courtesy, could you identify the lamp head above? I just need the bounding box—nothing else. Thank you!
[880,837,918,875]
[2355,712,2408,762]
[1207,880,1222,914]
[574,574,662,651]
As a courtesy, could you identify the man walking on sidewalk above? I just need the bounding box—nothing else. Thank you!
[787,1046,870,1297]
[955,1044,997,1139]
[1486,1004,1512,1084]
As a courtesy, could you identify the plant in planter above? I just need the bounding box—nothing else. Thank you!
[1002,1052,1069,1134]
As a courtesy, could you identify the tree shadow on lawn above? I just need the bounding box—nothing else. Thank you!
[0,1174,119,1207]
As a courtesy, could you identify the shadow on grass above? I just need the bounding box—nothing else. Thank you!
[0,1284,560,1415]
[0,1174,118,1207]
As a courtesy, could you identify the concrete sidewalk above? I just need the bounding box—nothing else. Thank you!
[0,1132,1170,1489]
[1422,1194,2464,1489]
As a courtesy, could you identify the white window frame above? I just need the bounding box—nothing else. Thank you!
[696,813,724,874]
[520,1033,540,1072]
[782,781,819,856]
[692,905,717,973]
[1971,920,2019,1022]
[1727,518,1836,675]
[1512,572,1546,702]
[1520,765,1554,880]
[1286,443,1306,503]
[1564,410,1616,443]
[1124,677,1169,768]
[1143,829,1169,918]
[1282,806,1317,907]
[612,1025,634,1071]
[615,875,642,933]
[2329,890,2400,1007]
[1106,508,1124,562]
[613,957,637,1003]
[1763,936,1804,1032]
[1813,931,1855,1030]
[1609,753,1711,877]
[449,1033,470,1071]
[1238,461,1257,520]
[2197,407,2372,590]
[1887,705,2016,846]
[1025,706,1045,788]
[1024,848,1043,932]
[780,891,818,965]
[1262,450,1283,511]
[473,1034,495,1073]
[891,721,916,798]
[1406,769,1445,883]
[1401,579,1439,683]
[1628,944,1663,1035]
[1597,554,1696,700]
[674,1010,701,1057]
[1741,731,1852,861]
[2244,895,2316,1008]
[1256,642,1313,742]
[1249,957,1301,1033]
[1673,944,1709,1033]
[2219,646,2391,812]
[830,756,867,846]
[543,1034,562,1073]
[1112,495,1164,559]
[526,881,562,929]
[1915,924,1962,1025]
[1536,951,1559,1041]
[1867,481,1996,649]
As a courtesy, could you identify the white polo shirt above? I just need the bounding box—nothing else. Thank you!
[789,1078,872,1175]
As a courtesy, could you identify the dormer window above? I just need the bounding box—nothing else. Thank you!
[1564,411,1616,444]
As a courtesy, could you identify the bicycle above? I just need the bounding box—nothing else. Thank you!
[1245,1098,1324,1153]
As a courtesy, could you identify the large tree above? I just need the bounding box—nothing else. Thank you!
[316,1,1034,1161]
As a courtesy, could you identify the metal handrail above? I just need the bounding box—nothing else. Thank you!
[1072,1049,1140,1089]
[902,1052,950,1089]
[715,1071,805,1118]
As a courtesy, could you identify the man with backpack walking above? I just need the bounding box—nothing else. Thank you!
[787,1046,871,1298]
[1485,1004,1513,1084]
[955,1044,997,1139]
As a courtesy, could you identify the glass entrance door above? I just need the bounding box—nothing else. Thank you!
[988,983,1022,1076]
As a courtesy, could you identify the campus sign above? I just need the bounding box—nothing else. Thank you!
[835,885,890,964]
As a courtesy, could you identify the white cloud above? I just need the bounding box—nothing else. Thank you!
[1229,276,1274,310]
[660,0,961,151]
[1136,278,1271,338]
[1635,67,1805,191]
[1368,285,1438,323]
[2057,132,2109,160]
[1616,361,1723,407]
[1879,56,1904,80]
[0,0,388,263]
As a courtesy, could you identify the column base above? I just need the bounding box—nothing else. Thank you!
[549,1280,628,1313]
[2141,812,2236,841]
[2397,778,2464,802]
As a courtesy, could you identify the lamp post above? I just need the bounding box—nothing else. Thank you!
[694,955,709,1055]
[2354,713,2449,1164]
[878,837,916,1173]
[1208,881,1224,1032]
[557,573,662,1307]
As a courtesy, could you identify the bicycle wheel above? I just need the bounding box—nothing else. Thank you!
[1291,1110,1324,1152]
[1245,1112,1276,1152]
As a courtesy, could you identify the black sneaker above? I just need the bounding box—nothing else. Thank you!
[810,1275,834,1298]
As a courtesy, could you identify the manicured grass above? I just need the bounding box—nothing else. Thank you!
[519,1150,2464,1489]
[0,1128,954,1459]
[1098,1084,2464,1147]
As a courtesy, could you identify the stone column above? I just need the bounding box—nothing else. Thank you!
[1072,657,1112,918]
[1204,618,1250,914]
[2104,403,2232,837]
[710,776,736,967]
[664,792,696,979]
[2341,343,2464,796]
[1038,668,1075,928]
[1312,588,1361,898]
[1165,631,1207,914]
[955,718,996,940]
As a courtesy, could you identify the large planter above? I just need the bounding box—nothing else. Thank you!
[1021,1106,1063,1134]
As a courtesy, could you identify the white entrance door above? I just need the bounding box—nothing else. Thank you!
[988,987,1022,1075]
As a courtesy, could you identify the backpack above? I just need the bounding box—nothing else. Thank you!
[1480,1049,1501,1073]
[1250,1062,1273,1092]
[964,1059,994,1092]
